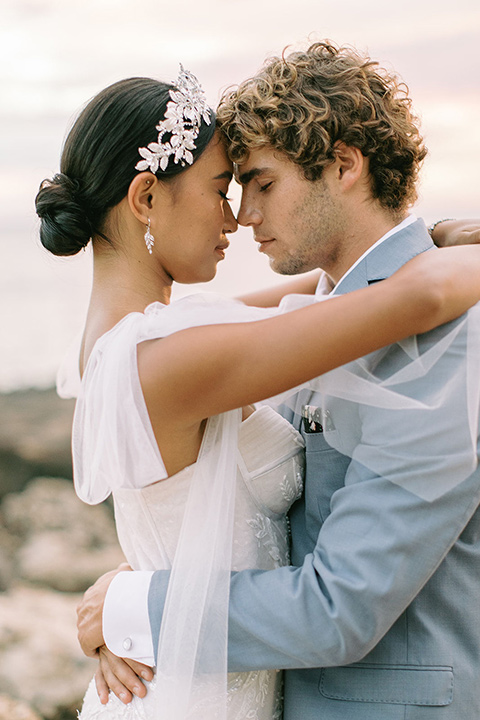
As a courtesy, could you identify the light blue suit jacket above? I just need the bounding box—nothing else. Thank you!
[149,219,480,718]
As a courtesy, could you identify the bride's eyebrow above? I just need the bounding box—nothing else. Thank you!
[213,171,233,181]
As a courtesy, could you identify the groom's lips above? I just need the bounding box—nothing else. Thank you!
[256,237,275,253]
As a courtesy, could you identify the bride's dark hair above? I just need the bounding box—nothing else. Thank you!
[35,77,216,256]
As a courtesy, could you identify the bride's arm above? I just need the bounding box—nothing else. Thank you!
[237,270,322,307]
[77,244,480,703]
[140,245,480,428]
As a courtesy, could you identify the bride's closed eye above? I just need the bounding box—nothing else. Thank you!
[219,190,232,201]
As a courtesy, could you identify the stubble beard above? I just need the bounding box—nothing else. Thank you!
[270,178,342,277]
[269,250,319,276]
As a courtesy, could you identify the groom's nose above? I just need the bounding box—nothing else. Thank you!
[237,193,262,228]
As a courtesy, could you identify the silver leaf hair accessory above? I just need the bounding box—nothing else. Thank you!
[135,65,212,174]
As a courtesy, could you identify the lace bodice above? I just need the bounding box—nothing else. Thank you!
[113,405,304,573]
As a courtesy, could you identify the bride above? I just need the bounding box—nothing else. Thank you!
[36,68,480,720]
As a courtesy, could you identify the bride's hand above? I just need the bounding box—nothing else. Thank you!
[391,244,480,331]
[95,645,154,705]
[431,219,480,248]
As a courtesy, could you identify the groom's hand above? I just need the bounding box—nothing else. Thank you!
[77,562,131,657]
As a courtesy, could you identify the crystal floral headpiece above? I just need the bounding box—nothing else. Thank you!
[135,65,212,174]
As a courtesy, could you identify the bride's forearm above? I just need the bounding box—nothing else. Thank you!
[237,270,322,307]
[140,244,480,428]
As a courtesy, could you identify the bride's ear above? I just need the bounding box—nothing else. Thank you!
[127,173,159,224]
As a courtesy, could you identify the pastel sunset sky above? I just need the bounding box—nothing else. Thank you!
[1,0,479,388]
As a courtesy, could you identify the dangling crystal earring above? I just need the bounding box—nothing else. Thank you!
[144,218,154,254]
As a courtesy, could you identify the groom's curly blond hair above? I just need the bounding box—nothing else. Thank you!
[217,42,426,214]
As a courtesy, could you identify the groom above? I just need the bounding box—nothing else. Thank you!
[78,43,480,718]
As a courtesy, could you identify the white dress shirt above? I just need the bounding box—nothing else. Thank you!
[103,570,155,664]
[315,214,417,296]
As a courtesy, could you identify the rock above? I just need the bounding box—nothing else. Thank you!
[0,519,19,590]
[18,530,125,593]
[0,585,97,720]
[1,478,125,592]
[0,388,75,499]
[0,694,42,720]
[0,394,130,720]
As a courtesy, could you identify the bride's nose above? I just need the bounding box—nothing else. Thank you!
[224,200,238,234]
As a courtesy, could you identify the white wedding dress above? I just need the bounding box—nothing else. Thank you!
[68,295,305,720]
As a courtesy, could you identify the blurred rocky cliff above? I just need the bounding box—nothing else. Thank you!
[0,388,125,720]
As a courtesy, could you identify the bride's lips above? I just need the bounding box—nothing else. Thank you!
[215,240,229,259]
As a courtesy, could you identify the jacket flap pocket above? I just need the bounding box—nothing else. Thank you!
[319,664,453,706]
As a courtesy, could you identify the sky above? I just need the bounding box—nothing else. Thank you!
[1,0,479,389]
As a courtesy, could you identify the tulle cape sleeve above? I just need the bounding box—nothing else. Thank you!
[67,293,281,504]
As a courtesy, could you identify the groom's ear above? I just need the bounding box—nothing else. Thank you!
[332,142,365,191]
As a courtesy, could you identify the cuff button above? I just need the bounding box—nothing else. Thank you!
[123,637,133,651]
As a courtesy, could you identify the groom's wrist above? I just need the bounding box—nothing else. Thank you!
[103,570,155,664]
[148,569,171,662]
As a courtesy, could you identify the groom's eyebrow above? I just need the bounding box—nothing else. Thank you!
[236,167,271,185]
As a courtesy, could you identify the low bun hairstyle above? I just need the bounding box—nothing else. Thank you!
[36,173,94,256]
[35,77,216,257]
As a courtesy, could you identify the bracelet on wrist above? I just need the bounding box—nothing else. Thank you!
[428,218,456,237]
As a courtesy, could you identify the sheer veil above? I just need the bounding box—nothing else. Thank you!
[59,294,277,719]
[153,408,241,719]
[59,292,480,719]
[267,301,480,502]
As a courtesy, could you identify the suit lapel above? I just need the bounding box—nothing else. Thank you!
[333,218,434,296]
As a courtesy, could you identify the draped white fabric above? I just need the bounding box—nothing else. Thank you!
[154,409,241,719]
[66,294,277,504]
[60,291,480,720]
[63,294,278,719]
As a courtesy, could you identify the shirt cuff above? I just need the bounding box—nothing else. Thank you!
[103,570,155,665]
